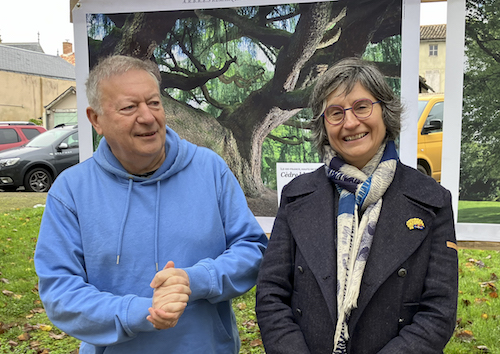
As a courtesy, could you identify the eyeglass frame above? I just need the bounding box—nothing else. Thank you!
[321,98,382,126]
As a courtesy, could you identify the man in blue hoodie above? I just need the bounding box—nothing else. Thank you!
[34,55,268,353]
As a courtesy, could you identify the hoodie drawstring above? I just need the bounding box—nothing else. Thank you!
[115,178,161,272]
[154,180,161,272]
[116,178,133,265]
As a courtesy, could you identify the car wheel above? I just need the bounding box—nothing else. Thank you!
[24,168,53,192]
[417,164,430,176]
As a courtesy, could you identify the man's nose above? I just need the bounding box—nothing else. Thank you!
[136,102,155,123]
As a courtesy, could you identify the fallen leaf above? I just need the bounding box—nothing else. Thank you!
[13,294,23,300]
[455,329,475,342]
[31,307,45,314]
[24,323,36,331]
[2,289,14,297]
[17,332,30,341]
[481,313,488,319]
[236,302,247,310]
[242,320,256,328]
[250,338,263,347]
[8,340,18,347]
[477,345,490,352]
[39,324,52,331]
[491,273,498,281]
[489,292,498,299]
[480,282,497,291]
[29,340,41,349]
[462,299,471,306]
[49,331,67,340]
[0,278,9,283]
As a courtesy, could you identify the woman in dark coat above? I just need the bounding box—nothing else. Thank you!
[255,57,458,354]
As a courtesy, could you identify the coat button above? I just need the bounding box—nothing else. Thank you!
[298,266,304,273]
[397,268,407,277]
[296,308,302,316]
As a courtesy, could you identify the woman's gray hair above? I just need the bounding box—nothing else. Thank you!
[86,55,162,114]
[309,57,402,156]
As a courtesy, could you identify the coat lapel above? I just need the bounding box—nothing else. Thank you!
[349,163,441,328]
[285,170,338,323]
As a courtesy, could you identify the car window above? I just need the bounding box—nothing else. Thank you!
[418,100,429,120]
[424,101,444,133]
[26,129,73,147]
[0,128,21,145]
[22,128,42,140]
[63,132,79,148]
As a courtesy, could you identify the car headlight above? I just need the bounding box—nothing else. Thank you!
[0,158,20,167]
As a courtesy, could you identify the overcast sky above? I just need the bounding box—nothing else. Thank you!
[0,1,447,57]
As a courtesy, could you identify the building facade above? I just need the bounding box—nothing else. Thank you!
[0,44,76,125]
[419,24,446,94]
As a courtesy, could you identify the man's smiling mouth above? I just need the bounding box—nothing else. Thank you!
[137,132,156,137]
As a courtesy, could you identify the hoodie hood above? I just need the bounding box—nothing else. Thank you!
[94,125,196,184]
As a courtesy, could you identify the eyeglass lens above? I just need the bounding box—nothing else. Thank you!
[324,99,375,124]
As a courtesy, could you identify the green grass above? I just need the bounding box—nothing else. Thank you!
[1,208,499,353]
[458,200,500,224]
[444,248,500,354]
[0,208,80,353]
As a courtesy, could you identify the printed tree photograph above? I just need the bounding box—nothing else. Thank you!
[85,0,403,216]
[459,0,500,224]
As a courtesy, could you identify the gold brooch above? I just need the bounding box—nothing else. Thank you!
[406,218,425,230]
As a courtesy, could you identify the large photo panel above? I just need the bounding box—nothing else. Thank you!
[446,0,500,242]
[73,0,420,223]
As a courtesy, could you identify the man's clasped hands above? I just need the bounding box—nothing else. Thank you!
[147,261,191,330]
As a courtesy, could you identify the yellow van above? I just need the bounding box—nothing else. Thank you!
[417,94,444,182]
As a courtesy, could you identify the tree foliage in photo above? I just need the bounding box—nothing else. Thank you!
[87,1,402,202]
[462,0,500,201]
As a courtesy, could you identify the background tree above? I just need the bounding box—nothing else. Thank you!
[461,0,500,201]
[87,1,402,213]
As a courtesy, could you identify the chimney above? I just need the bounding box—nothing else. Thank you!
[63,41,73,55]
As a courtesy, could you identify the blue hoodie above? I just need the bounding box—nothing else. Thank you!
[34,126,268,354]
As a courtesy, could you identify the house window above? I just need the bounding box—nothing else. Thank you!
[429,44,438,56]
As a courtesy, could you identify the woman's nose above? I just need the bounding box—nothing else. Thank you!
[342,109,360,128]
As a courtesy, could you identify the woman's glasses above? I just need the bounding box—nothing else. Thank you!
[322,99,381,126]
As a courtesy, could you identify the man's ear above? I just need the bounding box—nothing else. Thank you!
[86,107,103,135]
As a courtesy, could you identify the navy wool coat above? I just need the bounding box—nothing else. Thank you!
[256,162,458,354]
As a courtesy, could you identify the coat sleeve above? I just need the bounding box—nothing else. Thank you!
[183,159,268,303]
[35,193,156,346]
[255,190,312,354]
[378,189,458,353]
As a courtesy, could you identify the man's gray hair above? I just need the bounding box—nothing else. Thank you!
[86,55,162,114]
[309,57,403,156]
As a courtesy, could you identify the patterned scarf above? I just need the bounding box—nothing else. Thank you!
[323,140,398,353]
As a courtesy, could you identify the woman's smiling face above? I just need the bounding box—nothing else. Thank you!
[324,82,386,169]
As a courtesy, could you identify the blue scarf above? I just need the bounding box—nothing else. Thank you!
[324,140,398,353]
